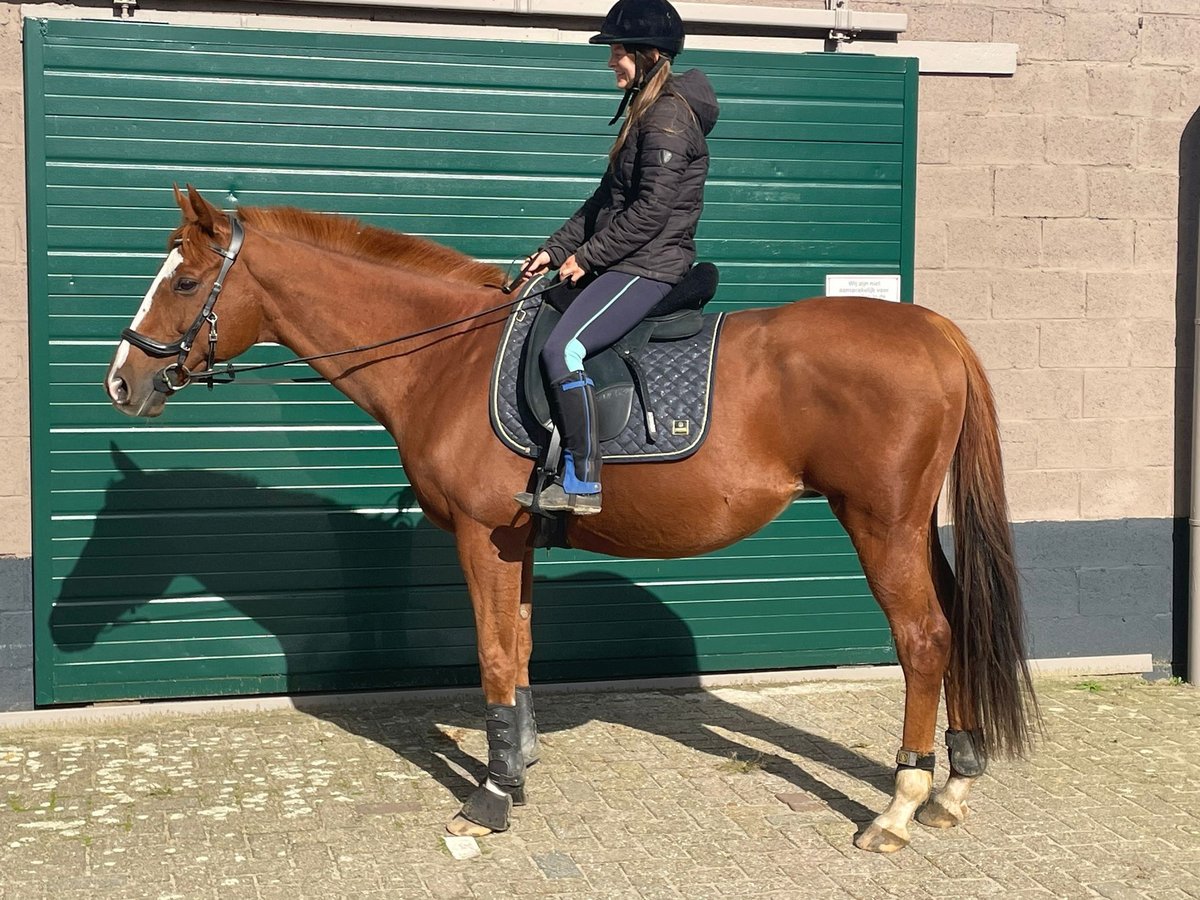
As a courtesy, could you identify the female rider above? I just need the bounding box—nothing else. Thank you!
[517,0,720,515]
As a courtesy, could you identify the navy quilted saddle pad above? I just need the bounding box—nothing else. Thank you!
[489,282,725,463]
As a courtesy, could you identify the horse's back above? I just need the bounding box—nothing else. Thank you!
[719,296,968,400]
[729,295,960,352]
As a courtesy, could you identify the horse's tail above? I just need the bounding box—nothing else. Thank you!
[930,316,1039,759]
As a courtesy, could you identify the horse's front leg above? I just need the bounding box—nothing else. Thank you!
[516,546,540,769]
[447,523,535,837]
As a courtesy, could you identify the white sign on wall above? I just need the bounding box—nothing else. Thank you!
[824,274,903,302]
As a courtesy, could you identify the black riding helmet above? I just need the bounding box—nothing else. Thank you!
[590,0,686,124]
[589,0,686,59]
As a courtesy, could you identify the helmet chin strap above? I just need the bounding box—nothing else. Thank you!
[608,55,669,126]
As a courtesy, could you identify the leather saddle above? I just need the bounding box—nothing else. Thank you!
[522,263,720,441]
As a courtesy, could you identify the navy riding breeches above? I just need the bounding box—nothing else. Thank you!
[540,271,673,385]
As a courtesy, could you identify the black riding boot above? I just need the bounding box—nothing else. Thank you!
[515,372,602,515]
[550,371,602,510]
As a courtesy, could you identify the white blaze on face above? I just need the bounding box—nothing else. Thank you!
[105,248,183,400]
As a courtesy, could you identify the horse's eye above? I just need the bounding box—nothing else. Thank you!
[174,277,200,294]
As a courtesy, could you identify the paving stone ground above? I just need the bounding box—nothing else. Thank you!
[1,675,1198,899]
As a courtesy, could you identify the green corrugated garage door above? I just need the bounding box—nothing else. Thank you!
[25,17,917,705]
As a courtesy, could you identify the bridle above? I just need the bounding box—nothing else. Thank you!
[120,213,245,394]
[116,216,564,393]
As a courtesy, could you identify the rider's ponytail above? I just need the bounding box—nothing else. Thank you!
[608,50,673,168]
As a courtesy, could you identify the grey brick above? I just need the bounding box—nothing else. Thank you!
[1078,565,1172,617]
[0,665,32,711]
[1029,613,1171,659]
[1021,567,1080,619]
[943,518,1182,660]
[1015,520,1146,569]
[0,557,31,613]
[0,610,32,648]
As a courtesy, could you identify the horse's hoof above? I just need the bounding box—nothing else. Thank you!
[916,797,968,829]
[446,814,493,837]
[854,823,910,854]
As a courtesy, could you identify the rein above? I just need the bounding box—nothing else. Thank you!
[127,214,555,392]
[187,286,548,388]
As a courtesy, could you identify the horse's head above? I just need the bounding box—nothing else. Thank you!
[105,185,264,417]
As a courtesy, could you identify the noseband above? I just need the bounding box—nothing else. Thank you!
[121,213,245,393]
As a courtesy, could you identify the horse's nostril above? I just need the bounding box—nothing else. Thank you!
[111,377,129,404]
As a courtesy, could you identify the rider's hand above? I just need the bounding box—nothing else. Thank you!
[560,255,586,284]
[523,250,552,278]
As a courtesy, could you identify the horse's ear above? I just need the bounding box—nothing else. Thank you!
[109,442,141,475]
[185,184,219,234]
[173,183,196,223]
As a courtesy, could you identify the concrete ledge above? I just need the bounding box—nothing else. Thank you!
[1026,654,1153,676]
[0,654,1153,730]
[20,5,1017,75]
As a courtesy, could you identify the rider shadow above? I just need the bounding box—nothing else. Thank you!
[53,447,891,827]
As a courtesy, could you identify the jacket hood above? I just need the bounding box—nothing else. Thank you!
[669,69,720,136]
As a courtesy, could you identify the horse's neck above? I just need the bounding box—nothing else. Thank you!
[245,230,497,431]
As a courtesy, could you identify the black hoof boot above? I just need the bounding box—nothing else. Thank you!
[458,783,514,832]
[946,728,987,777]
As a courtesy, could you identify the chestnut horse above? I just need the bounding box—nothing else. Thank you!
[105,187,1036,853]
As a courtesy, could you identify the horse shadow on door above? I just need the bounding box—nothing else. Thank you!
[51,445,893,828]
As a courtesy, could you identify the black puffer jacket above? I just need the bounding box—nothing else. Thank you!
[542,69,720,284]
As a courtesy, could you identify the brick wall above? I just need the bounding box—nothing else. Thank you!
[848,0,1198,522]
[0,2,29,559]
[0,2,30,708]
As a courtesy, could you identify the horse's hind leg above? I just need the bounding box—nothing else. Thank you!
[833,501,951,853]
[917,524,985,830]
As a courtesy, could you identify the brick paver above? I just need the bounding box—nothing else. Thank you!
[1,676,1197,898]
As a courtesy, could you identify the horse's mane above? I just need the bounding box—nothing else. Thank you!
[237,206,506,287]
